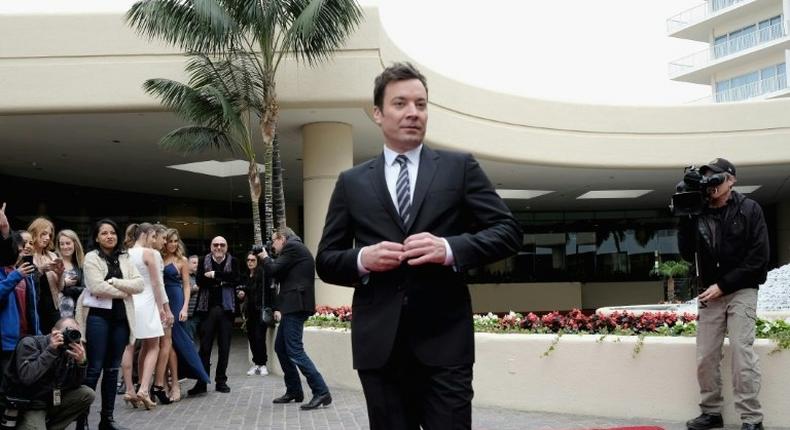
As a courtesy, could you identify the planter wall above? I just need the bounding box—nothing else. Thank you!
[297,328,790,427]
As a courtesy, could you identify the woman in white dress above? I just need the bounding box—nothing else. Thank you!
[125,223,171,409]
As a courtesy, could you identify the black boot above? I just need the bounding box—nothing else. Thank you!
[686,413,723,430]
[98,414,129,430]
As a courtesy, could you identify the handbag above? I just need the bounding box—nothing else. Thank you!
[261,307,275,326]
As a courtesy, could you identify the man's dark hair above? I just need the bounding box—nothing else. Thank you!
[373,62,428,110]
[0,230,25,266]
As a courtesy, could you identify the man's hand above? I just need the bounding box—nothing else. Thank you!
[402,233,446,266]
[66,342,87,364]
[361,241,405,272]
[49,330,64,351]
[257,249,269,260]
[0,202,9,238]
[205,271,215,279]
[274,311,281,322]
[698,284,723,303]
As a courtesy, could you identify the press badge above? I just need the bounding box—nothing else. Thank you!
[53,389,61,406]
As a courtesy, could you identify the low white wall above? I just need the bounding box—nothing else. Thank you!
[298,328,790,427]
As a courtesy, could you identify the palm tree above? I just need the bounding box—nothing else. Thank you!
[144,52,268,244]
[127,0,363,240]
[650,260,691,302]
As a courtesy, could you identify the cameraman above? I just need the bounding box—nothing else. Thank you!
[678,158,769,430]
[1,317,94,430]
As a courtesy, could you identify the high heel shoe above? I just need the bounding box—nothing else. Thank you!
[136,390,156,410]
[151,385,172,405]
[123,392,140,409]
[169,384,181,402]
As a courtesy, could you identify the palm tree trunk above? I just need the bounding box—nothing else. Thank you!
[272,135,286,229]
[248,160,263,246]
[259,89,279,240]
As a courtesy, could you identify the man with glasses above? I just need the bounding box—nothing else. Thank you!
[189,236,240,395]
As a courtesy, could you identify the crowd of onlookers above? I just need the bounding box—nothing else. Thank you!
[0,203,280,430]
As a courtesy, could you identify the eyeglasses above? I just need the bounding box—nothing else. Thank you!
[211,243,227,248]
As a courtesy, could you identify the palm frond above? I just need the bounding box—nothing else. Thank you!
[185,52,265,111]
[159,125,235,154]
[280,0,363,66]
[143,78,226,128]
[127,0,238,53]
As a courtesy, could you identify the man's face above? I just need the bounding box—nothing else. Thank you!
[189,256,198,274]
[271,234,285,254]
[373,79,428,153]
[705,172,736,201]
[211,236,228,259]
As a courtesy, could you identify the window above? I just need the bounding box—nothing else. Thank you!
[714,63,786,102]
[713,15,783,58]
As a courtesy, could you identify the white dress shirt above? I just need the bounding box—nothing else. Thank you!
[357,144,454,276]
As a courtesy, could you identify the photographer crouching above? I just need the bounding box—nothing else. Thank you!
[676,159,769,430]
[0,318,94,430]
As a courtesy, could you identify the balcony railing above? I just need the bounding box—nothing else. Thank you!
[667,0,750,33]
[669,21,786,77]
[693,74,788,103]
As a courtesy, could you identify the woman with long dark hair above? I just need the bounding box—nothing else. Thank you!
[239,250,274,377]
[0,230,40,379]
[75,219,143,430]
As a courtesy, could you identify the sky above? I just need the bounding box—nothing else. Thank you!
[0,0,711,105]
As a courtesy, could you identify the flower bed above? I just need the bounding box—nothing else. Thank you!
[306,306,790,350]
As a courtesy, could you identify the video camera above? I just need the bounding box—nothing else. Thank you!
[670,166,727,217]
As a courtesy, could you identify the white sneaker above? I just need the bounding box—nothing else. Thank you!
[258,365,269,376]
[246,365,260,376]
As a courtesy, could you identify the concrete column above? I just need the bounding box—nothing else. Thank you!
[778,202,790,266]
[302,122,354,307]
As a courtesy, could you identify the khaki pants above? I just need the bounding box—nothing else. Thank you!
[17,385,95,430]
[696,288,762,424]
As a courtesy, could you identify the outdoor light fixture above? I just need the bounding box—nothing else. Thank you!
[577,190,653,199]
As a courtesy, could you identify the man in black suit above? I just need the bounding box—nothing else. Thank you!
[257,227,331,410]
[315,63,522,430]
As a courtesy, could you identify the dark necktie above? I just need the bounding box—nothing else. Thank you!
[395,155,411,227]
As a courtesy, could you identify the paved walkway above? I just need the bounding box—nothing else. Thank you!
[75,334,741,430]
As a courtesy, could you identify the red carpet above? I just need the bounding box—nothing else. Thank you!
[581,427,664,430]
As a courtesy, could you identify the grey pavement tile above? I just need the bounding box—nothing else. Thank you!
[70,333,785,430]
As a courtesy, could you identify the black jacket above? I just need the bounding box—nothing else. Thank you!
[262,238,316,315]
[0,335,87,409]
[678,191,770,295]
[239,266,274,314]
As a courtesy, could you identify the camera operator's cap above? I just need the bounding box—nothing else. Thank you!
[700,158,736,176]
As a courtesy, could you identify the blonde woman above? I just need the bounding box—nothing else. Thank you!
[155,228,209,402]
[28,217,63,333]
[56,229,85,318]
[75,219,143,430]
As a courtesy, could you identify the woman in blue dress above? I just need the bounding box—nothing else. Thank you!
[155,228,209,402]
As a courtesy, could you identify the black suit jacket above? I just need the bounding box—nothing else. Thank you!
[263,238,317,315]
[316,146,522,370]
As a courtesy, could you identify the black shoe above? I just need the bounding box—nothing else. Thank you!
[187,382,207,396]
[741,423,764,430]
[300,393,332,410]
[215,382,231,393]
[272,392,304,403]
[98,415,128,430]
[687,413,724,430]
[116,382,126,395]
[151,385,173,405]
